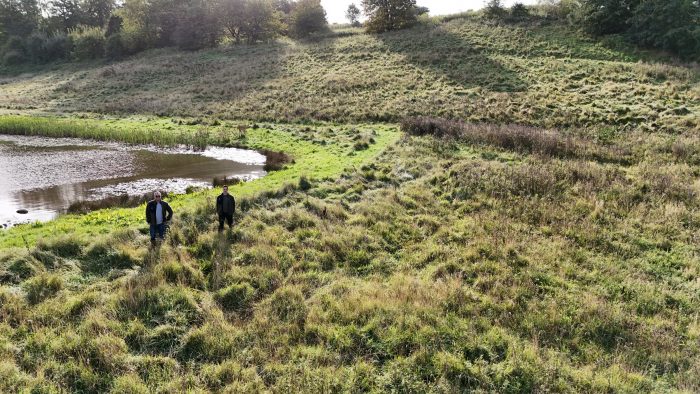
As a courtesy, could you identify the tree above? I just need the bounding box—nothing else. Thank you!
[46,0,84,31]
[289,0,327,37]
[81,0,116,27]
[361,0,417,33]
[219,0,247,42]
[579,0,640,36]
[414,5,429,16]
[346,3,361,26]
[173,0,221,50]
[0,0,40,40]
[240,0,283,43]
[628,0,700,60]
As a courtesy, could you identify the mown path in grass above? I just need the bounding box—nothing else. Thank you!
[0,115,401,248]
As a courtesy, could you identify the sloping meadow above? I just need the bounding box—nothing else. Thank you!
[0,17,697,132]
[1,118,698,391]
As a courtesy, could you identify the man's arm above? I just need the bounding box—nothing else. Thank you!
[145,203,151,224]
[232,196,236,214]
[165,203,173,221]
[216,195,222,215]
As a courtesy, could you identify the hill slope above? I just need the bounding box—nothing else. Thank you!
[0,16,699,392]
[1,18,698,131]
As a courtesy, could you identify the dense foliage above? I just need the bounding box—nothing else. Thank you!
[0,0,328,64]
[561,0,700,60]
[361,0,417,33]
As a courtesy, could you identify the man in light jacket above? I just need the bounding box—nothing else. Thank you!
[145,191,173,245]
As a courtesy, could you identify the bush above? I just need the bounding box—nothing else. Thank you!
[509,2,531,22]
[24,32,71,64]
[2,50,25,65]
[104,34,125,60]
[70,26,106,60]
[484,0,507,20]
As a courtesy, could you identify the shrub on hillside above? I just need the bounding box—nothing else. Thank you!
[70,26,106,60]
[25,32,72,63]
[484,0,507,20]
[104,33,125,59]
[2,50,25,65]
[509,2,531,22]
[1,36,26,65]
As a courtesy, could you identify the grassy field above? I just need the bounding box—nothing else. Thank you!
[0,15,699,393]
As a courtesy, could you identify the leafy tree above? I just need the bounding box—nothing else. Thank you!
[81,0,116,27]
[46,0,84,31]
[414,5,429,16]
[173,0,221,50]
[579,0,639,35]
[219,0,247,42]
[289,0,327,37]
[0,0,40,41]
[361,0,417,33]
[628,0,700,60]
[346,3,361,26]
[220,0,282,44]
[240,0,283,43]
[273,0,292,14]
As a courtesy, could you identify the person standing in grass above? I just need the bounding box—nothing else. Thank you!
[216,185,236,232]
[146,191,173,245]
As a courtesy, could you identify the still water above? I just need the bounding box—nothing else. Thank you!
[0,134,266,227]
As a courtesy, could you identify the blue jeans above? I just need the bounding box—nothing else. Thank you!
[150,223,166,241]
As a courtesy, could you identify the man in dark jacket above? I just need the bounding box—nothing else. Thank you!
[146,191,173,245]
[216,185,235,232]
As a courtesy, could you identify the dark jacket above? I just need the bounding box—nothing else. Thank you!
[216,194,235,215]
[146,200,173,225]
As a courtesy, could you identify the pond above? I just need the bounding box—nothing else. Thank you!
[0,134,267,228]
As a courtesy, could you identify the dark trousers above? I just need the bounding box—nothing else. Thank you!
[150,223,166,241]
[218,213,233,231]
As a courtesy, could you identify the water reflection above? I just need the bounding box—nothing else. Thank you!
[0,134,266,227]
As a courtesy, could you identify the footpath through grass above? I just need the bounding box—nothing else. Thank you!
[0,115,400,248]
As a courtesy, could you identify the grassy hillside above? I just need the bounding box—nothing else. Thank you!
[1,18,698,132]
[1,15,699,392]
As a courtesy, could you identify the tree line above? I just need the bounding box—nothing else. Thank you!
[0,0,331,64]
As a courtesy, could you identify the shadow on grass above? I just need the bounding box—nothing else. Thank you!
[377,24,528,92]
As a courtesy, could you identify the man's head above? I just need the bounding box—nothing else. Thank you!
[222,185,228,195]
[154,191,162,201]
